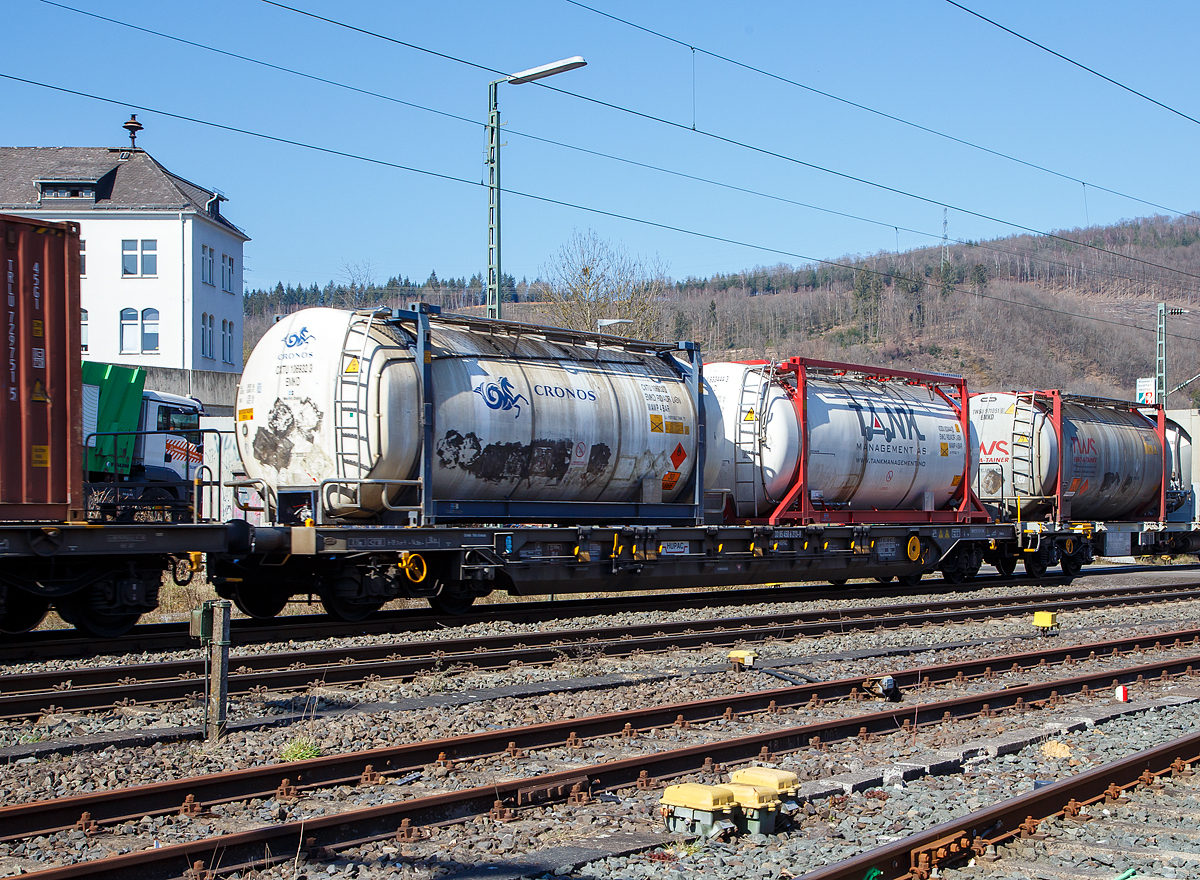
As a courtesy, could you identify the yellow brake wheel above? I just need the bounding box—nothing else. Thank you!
[401,552,427,583]
[906,536,922,562]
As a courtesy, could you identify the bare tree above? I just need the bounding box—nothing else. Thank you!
[339,259,377,309]
[536,230,668,339]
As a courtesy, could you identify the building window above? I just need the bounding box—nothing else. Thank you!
[120,308,139,352]
[201,245,213,284]
[208,314,215,357]
[221,254,235,292]
[122,240,157,276]
[141,240,157,276]
[79,240,86,276]
[221,320,227,363]
[122,241,138,275]
[81,308,88,353]
[141,309,159,353]
[226,321,236,363]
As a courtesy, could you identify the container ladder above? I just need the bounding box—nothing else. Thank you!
[733,366,771,517]
[1009,391,1040,515]
[332,312,378,507]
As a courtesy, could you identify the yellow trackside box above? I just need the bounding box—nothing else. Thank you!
[1033,611,1058,629]
[727,649,758,668]
[729,767,800,797]
[660,783,735,811]
[723,782,781,835]
[660,784,737,838]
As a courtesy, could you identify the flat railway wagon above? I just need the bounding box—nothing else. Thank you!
[0,213,241,637]
[209,305,1013,621]
[971,390,1197,576]
[4,286,1198,637]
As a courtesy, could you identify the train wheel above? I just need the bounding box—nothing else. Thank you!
[320,594,383,622]
[1023,556,1047,579]
[994,554,1018,577]
[899,573,924,586]
[233,586,289,620]
[429,590,477,616]
[827,579,848,587]
[874,576,895,583]
[941,567,967,585]
[56,595,141,638]
[1060,553,1084,578]
[0,590,51,634]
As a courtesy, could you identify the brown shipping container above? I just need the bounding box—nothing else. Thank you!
[0,214,83,521]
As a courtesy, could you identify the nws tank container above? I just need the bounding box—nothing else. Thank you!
[704,362,975,518]
[236,308,718,518]
[0,214,83,522]
[971,392,1191,521]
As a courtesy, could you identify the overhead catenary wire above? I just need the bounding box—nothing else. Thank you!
[34,0,1190,297]
[944,0,1200,129]
[256,0,1200,289]
[561,0,1200,224]
[1,70,1195,349]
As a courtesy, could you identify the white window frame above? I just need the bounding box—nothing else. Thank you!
[120,308,139,352]
[81,308,88,354]
[141,308,160,353]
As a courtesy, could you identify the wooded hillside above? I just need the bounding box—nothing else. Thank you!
[244,214,1200,406]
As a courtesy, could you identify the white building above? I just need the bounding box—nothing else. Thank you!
[0,142,249,372]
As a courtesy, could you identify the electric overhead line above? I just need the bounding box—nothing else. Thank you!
[3,71,1194,349]
[37,0,1190,297]
[257,0,1200,289]
[944,0,1200,128]
[562,0,1200,224]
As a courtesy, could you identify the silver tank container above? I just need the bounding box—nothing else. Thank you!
[236,309,716,517]
[705,362,976,518]
[971,392,1191,520]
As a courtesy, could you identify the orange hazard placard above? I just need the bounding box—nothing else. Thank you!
[650,414,664,433]
[661,472,680,491]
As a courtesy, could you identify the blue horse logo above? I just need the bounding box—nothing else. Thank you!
[285,327,314,348]
[474,377,529,418]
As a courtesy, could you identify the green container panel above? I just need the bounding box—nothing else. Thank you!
[81,361,145,476]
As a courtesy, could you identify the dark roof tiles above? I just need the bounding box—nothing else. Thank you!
[0,146,247,238]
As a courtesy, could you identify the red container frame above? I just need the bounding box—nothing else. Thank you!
[0,214,83,521]
[728,357,988,526]
[984,390,1168,525]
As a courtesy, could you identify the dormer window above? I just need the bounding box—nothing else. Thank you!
[38,180,97,203]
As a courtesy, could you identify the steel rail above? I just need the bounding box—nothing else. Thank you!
[2,565,1188,663]
[4,629,1199,845]
[3,583,1199,720]
[796,728,1200,879]
[15,651,1200,880]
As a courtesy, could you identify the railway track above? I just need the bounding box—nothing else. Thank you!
[3,564,1189,663]
[6,630,1199,879]
[804,725,1200,879]
[5,580,1200,720]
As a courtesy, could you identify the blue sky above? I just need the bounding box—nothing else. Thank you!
[3,0,1198,292]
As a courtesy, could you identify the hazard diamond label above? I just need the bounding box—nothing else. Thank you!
[670,442,687,470]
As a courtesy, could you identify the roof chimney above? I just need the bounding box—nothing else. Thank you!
[122,114,143,149]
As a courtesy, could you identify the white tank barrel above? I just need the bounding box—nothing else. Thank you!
[236,309,713,517]
[971,392,1189,521]
[705,362,975,519]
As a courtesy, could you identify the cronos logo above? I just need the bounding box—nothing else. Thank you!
[474,377,529,418]
[285,327,314,348]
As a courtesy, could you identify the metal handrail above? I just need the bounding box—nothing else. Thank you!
[318,478,424,523]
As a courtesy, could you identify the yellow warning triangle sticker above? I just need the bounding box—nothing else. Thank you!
[31,379,48,402]
[345,357,360,373]
[744,408,756,421]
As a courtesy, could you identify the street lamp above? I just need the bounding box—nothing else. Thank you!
[596,318,634,333]
[486,56,586,320]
